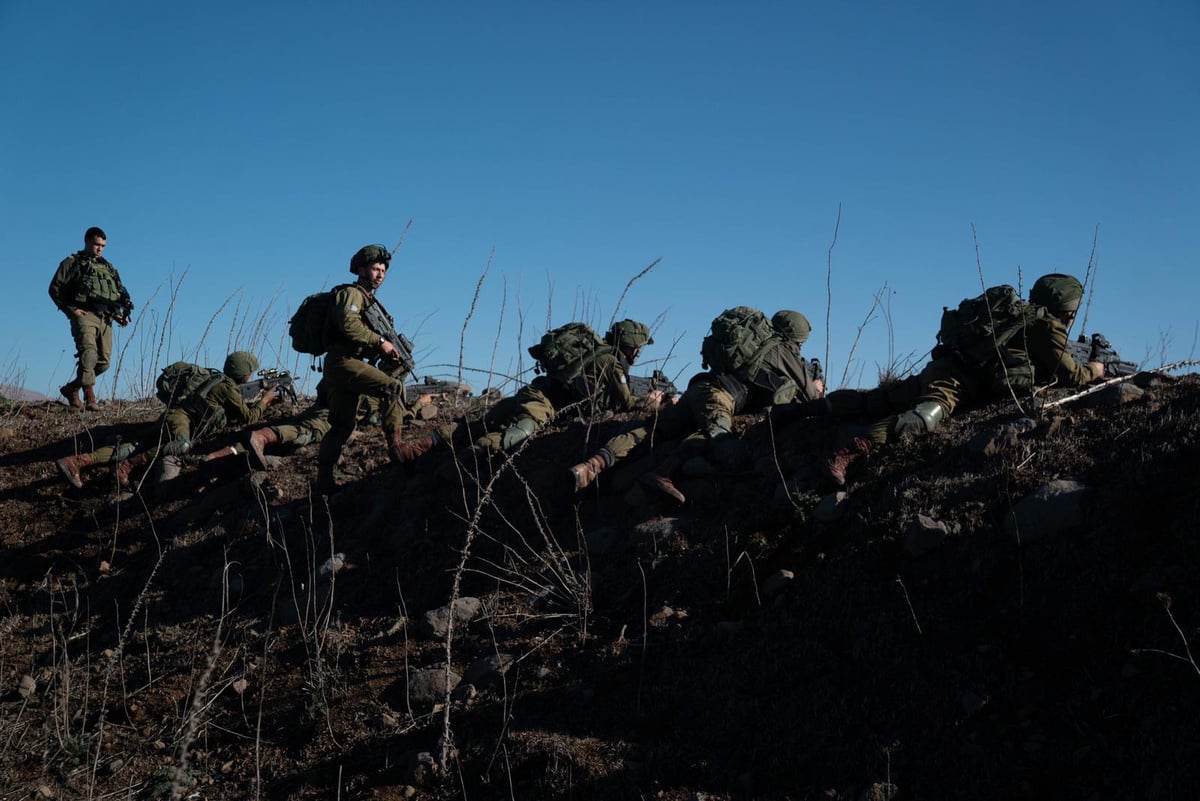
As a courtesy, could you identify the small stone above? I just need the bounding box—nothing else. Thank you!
[1004,480,1088,543]
[761,569,795,598]
[421,597,483,638]
[19,674,36,698]
[904,515,949,556]
[462,653,514,686]
[402,667,462,706]
[318,553,347,578]
[813,491,848,523]
[232,678,249,695]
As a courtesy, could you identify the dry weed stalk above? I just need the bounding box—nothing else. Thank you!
[1131,593,1200,678]
[824,202,841,387]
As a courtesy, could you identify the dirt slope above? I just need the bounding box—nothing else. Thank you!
[2,374,1199,800]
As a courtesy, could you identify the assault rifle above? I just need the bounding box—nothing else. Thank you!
[403,376,472,420]
[90,290,135,324]
[362,297,416,374]
[1068,334,1139,378]
[238,368,299,405]
[403,376,472,406]
[809,357,823,385]
[628,369,680,400]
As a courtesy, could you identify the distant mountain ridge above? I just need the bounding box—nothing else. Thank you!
[0,384,50,402]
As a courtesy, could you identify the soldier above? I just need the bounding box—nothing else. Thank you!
[201,377,381,470]
[394,319,661,463]
[570,309,823,504]
[314,244,415,495]
[795,273,1105,485]
[55,351,279,490]
[49,227,134,410]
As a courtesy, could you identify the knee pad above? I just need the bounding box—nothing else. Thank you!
[161,434,192,456]
[500,417,537,450]
[893,401,945,439]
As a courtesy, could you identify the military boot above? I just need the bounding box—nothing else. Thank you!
[200,445,242,463]
[823,437,873,486]
[114,452,149,488]
[570,449,613,491]
[386,428,407,463]
[59,381,84,410]
[82,385,102,411]
[395,431,441,463]
[56,453,93,488]
[244,427,280,470]
[639,456,686,504]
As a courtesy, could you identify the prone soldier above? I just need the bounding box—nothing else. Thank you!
[394,319,661,463]
[788,273,1105,485]
[570,309,824,504]
[55,351,280,490]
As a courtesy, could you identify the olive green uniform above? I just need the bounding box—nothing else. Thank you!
[316,283,413,472]
[69,373,270,480]
[829,311,1102,444]
[437,348,644,454]
[600,340,823,465]
[48,251,132,388]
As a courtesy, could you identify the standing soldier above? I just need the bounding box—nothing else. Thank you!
[49,227,134,410]
[315,244,415,495]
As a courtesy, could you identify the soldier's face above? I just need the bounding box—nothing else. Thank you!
[357,262,388,291]
[86,236,106,258]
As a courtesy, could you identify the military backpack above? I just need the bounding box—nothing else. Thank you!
[700,306,779,380]
[528,322,610,388]
[289,284,353,356]
[155,362,227,407]
[935,284,1045,370]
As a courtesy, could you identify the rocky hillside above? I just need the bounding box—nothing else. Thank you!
[2,372,1200,800]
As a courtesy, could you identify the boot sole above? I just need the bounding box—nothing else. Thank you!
[56,460,83,489]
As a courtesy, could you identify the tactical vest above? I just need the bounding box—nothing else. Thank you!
[70,254,123,306]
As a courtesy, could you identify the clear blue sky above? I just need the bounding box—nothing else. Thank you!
[4,0,1197,399]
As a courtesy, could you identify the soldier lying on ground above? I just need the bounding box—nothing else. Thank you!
[55,351,280,490]
[570,309,824,504]
[393,319,663,466]
[782,272,1105,485]
[199,376,382,470]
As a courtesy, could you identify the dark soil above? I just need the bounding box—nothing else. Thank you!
[2,374,1200,800]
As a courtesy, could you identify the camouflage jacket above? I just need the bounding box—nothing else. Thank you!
[48,251,131,320]
[325,283,392,361]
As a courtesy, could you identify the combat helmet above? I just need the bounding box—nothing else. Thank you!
[607,319,654,351]
[223,351,259,381]
[771,310,812,345]
[1030,273,1084,314]
[350,244,391,274]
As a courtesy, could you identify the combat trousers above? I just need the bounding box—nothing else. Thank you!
[69,310,112,387]
[599,376,735,467]
[317,354,410,468]
[469,382,559,454]
[826,358,982,444]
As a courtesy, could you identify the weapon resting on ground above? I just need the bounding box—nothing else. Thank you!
[403,376,473,407]
[402,376,473,420]
[628,369,681,400]
[238,368,299,405]
[1068,333,1139,378]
